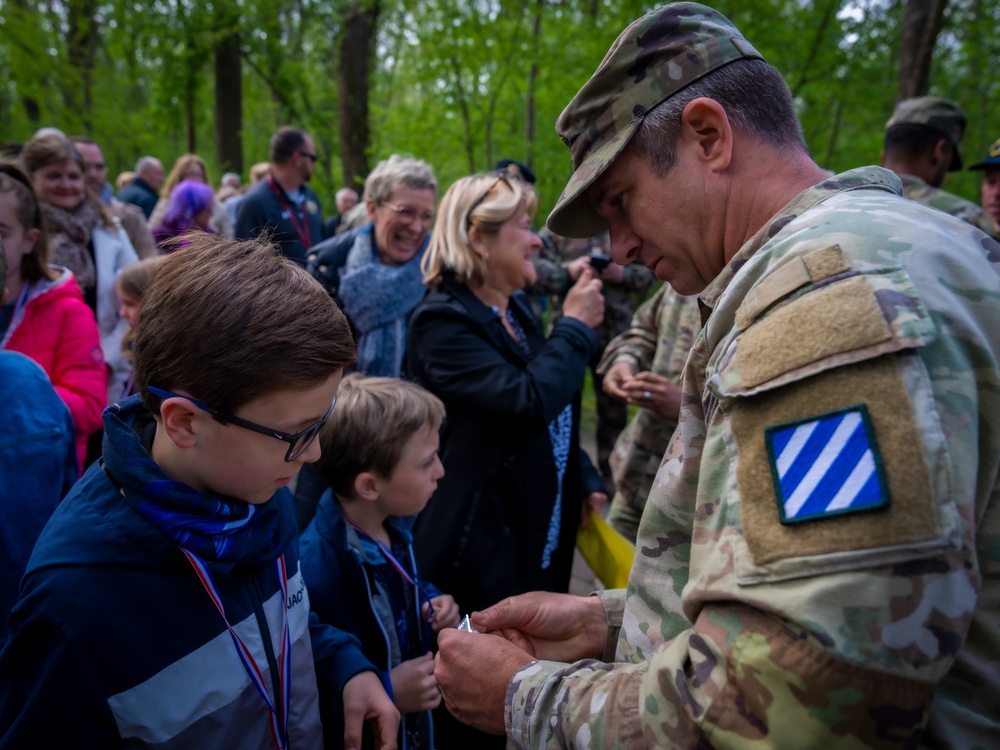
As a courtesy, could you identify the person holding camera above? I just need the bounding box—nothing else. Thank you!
[407,172,609,749]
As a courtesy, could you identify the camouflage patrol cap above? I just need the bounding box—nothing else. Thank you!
[547,3,764,237]
[969,136,1000,171]
[886,96,966,171]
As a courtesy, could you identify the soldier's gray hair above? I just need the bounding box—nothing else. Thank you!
[363,155,437,206]
[631,59,804,175]
[422,173,537,288]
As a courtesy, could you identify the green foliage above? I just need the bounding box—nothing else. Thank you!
[1,0,997,211]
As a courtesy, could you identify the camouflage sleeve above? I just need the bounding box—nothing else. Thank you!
[528,232,571,296]
[596,285,665,374]
[952,203,1000,239]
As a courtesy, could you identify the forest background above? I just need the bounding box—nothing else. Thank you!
[1,0,995,218]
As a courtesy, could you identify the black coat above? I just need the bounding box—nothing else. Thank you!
[407,278,604,613]
[233,177,324,266]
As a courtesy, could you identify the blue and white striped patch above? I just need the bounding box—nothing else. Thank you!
[765,405,889,524]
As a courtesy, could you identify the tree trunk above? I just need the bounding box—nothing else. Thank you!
[896,0,949,101]
[449,55,476,174]
[215,32,243,175]
[66,0,100,132]
[337,0,380,190]
[524,0,543,167]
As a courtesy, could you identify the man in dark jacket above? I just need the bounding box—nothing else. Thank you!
[235,126,325,265]
[117,156,163,219]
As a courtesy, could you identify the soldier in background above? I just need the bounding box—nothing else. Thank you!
[597,284,700,541]
[881,96,998,237]
[970,135,1000,235]
[433,4,1000,747]
[542,229,655,485]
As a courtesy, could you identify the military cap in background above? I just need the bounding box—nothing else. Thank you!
[969,136,1000,171]
[886,96,967,171]
[547,2,764,237]
[495,159,536,184]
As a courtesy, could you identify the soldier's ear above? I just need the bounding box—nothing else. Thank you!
[931,139,951,170]
[679,97,732,173]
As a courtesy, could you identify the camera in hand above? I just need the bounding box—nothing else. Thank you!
[589,253,611,272]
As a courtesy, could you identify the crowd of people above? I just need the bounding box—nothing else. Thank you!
[1,2,999,748]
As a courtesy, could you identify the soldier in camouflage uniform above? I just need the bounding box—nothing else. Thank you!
[542,229,656,482]
[881,96,999,238]
[597,284,701,541]
[433,4,1000,748]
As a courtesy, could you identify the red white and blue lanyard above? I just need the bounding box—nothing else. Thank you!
[181,548,292,750]
[346,521,433,622]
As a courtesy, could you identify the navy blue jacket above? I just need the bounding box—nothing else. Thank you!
[0,396,375,749]
[407,279,604,614]
[235,176,324,266]
[116,177,159,219]
[300,491,438,750]
[0,352,76,649]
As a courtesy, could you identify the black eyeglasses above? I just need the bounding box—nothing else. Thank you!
[147,386,336,462]
[298,151,318,162]
[465,173,510,228]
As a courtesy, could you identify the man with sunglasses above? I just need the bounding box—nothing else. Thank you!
[0,234,400,749]
[236,126,325,266]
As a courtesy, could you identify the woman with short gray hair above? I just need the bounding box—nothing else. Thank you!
[307,154,437,377]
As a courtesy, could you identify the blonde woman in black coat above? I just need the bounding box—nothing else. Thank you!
[407,173,607,617]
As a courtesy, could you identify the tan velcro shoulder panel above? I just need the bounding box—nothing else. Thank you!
[735,245,851,330]
[737,276,891,389]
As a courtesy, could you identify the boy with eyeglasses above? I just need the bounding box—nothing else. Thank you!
[300,374,460,750]
[0,234,399,750]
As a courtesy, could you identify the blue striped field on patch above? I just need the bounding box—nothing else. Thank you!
[765,405,890,524]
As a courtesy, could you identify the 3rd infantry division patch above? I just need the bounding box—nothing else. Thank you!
[766,404,890,525]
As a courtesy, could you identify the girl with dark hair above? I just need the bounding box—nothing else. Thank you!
[0,160,106,471]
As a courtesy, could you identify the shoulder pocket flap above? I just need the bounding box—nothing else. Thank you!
[712,270,936,398]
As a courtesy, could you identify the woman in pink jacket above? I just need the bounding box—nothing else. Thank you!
[0,162,106,472]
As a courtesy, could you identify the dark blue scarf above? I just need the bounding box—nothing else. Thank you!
[102,396,295,565]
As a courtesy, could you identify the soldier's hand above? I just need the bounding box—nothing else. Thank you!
[435,630,531,735]
[562,268,605,328]
[625,371,682,421]
[603,361,637,400]
[472,591,608,663]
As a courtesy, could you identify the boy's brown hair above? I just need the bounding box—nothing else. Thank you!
[316,374,445,499]
[134,233,356,414]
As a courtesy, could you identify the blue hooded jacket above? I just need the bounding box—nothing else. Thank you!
[0,395,375,749]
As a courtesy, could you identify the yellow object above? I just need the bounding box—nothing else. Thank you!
[576,510,635,589]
